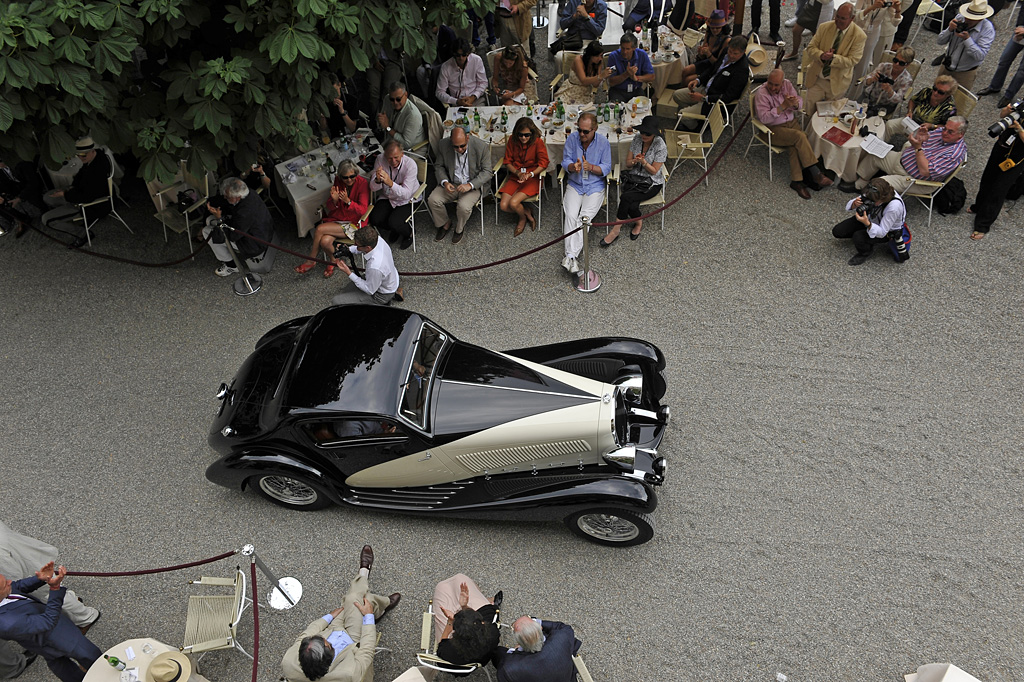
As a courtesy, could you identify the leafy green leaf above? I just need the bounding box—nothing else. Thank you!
[0,99,13,132]
[53,63,89,95]
[53,34,90,63]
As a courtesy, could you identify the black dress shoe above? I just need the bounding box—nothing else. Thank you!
[997,96,1011,108]
[837,180,859,193]
[598,234,617,247]
[11,653,37,678]
[68,232,94,249]
[629,229,641,240]
[359,545,374,572]
[14,220,28,238]
[434,225,449,242]
[930,55,944,66]
[848,253,869,265]
[976,86,999,97]
[452,229,465,244]
[399,235,413,250]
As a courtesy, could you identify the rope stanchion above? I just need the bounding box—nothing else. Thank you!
[66,550,238,577]
[28,222,216,268]
[250,560,260,682]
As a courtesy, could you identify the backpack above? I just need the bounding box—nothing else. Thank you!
[933,177,966,215]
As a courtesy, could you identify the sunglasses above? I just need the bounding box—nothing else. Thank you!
[893,58,909,65]
[934,88,952,96]
[517,132,532,138]
[453,143,467,149]
[340,174,358,180]
[578,127,594,134]
[76,153,89,158]
[389,95,405,102]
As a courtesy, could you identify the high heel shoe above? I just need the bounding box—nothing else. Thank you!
[525,209,536,231]
[294,261,316,274]
[323,264,336,278]
[492,591,503,610]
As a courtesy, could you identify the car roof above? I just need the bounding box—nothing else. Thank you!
[280,306,424,419]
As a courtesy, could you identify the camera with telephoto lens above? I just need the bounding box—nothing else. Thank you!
[987,99,1024,137]
[855,196,876,217]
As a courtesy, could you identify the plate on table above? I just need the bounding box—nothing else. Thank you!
[443,119,455,131]
[509,105,522,115]
[566,111,579,122]
[629,96,652,111]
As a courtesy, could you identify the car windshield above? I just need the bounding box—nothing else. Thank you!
[399,322,446,429]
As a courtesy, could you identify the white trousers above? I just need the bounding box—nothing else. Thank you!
[562,187,604,259]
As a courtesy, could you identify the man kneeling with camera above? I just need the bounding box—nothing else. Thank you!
[832,178,908,266]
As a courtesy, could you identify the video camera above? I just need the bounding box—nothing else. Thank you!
[988,99,1024,137]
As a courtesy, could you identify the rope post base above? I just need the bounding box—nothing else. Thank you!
[573,215,601,293]
[533,1,549,29]
[218,223,263,297]
[241,544,302,610]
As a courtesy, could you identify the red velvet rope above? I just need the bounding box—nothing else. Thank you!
[249,561,260,682]
[65,550,238,577]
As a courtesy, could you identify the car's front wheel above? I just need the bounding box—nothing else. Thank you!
[564,508,655,546]
[252,474,332,511]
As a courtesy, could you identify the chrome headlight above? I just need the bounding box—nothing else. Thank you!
[602,445,636,471]
[613,374,643,404]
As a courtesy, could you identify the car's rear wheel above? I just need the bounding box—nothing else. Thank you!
[252,474,332,510]
[564,508,655,546]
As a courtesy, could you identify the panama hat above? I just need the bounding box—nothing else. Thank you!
[75,137,96,153]
[958,0,994,19]
[146,651,192,682]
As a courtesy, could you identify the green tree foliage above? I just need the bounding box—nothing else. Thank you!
[0,0,482,182]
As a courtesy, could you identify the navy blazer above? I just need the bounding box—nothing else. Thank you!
[0,578,78,659]
[492,620,582,682]
[697,53,750,107]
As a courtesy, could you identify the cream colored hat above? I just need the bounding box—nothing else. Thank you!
[146,651,192,682]
[75,136,96,152]
[958,0,994,19]
[746,42,768,66]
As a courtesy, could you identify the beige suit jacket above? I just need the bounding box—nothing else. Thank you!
[281,575,389,682]
[804,21,867,98]
[434,136,493,197]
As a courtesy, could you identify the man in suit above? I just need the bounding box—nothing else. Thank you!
[492,617,581,682]
[428,127,493,244]
[40,137,112,249]
[280,546,400,682]
[802,3,867,117]
[672,36,751,122]
[0,522,100,680]
[0,562,102,682]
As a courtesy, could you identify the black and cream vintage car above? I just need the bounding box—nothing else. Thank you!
[206,305,670,546]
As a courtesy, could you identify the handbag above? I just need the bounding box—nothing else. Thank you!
[622,172,655,194]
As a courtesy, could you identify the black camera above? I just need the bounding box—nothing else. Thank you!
[855,196,876,217]
[876,74,895,86]
[940,54,953,68]
[987,99,1024,137]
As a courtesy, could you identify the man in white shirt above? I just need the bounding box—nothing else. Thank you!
[428,127,493,244]
[436,39,488,107]
[331,226,401,306]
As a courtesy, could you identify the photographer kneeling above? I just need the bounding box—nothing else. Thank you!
[832,178,907,266]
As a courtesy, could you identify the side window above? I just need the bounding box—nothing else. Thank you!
[400,323,446,428]
[305,420,402,445]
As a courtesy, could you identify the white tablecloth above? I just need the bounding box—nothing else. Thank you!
[274,131,379,238]
[83,638,177,682]
[807,106,886,183]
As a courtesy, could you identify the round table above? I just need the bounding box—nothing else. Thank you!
[806,111,887,183]
[83,638,176,682]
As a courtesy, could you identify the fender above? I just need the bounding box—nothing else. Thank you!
[504,337,666,371]
[255,315,311,350]
[205,450,343,502]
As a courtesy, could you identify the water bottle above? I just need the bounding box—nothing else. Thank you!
[602,104,610,122]
[501,107,508,128]
[473,108,481,133]
[581,157,589,181]
[105,656,126,671]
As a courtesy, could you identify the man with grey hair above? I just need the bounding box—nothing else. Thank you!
[606,33,655,103]
[842,116,967,193]
[280,546,399,682]
[492,617,581,682]
[201,176,274,277]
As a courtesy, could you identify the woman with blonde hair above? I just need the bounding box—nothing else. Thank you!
[498,117,549,236]
[295,159,369,278]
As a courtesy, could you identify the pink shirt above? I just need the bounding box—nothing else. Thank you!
[369,154,419,208]
[754,80,803,126]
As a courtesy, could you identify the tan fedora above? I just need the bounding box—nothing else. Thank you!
[75,136,96,152]
[146,651,192,682]
[958,0,994,19]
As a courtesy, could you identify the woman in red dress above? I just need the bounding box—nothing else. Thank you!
[295,159,370,278]
[498,117,549,237]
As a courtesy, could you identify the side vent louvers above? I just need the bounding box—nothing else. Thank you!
[457,440,591,472]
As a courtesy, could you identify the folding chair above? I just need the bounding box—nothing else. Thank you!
[666,100,728,186]
[182,566,253,662]
[558,164,616,224]
[416,599,498,682]
[493,157,548,228]
[149,161,210,253]
[908,0,952,46]
[486,46,540,105]
[403,151,429,252]
[612,164,669,231]
[952,84,979,120]
[76,149,133,247]
[549,50,584,101]
[744,85,791,182]
[900,158,967,227]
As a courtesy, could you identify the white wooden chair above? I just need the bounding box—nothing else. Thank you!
[666,99,728,185]
[952,84,979,121]
[416,599,500,682]
[76,149,133,247]
[494,157,548,228]
[900,158,967,227]
[148,161,211,252]
[613,164,669,231]
[403,151,429,252]
[182,566,252,662]
[744,85,789,182]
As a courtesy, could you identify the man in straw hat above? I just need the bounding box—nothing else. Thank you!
[934,0,995,90]
[40,137,112,249]
[146,651,208,682]
[802,3,866,117]
[281,546,399,682]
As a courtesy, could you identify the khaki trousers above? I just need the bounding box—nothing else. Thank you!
[427,185,481,233]
[937,65,978,91]
[767,119,818,181]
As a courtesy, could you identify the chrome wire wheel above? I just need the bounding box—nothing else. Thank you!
[256,475,323,507]
[575,513,641,542]
[566,508,655,546]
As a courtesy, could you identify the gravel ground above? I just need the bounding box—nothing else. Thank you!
[2,8,1024,682]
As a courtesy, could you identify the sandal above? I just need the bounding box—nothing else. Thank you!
[294,261,316,274]
[323,264,336,278]
[970,231,986,240]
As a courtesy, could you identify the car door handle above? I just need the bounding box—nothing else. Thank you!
[418,452,432,461]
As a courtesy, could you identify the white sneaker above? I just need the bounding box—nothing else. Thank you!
[561,255,574,272]
[785,16,797,27]
[215,264,239,277]
[568,257,580,274]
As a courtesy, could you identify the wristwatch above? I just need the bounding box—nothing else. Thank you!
[386,126,392,133]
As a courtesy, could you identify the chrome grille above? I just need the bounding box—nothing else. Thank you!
[456,440,591,472]
[346,482,470,509]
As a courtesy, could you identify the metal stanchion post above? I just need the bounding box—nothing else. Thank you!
[241,544,302,610]
[573,215,601,292]
[533,0,549,29]
[218,223,262,297]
